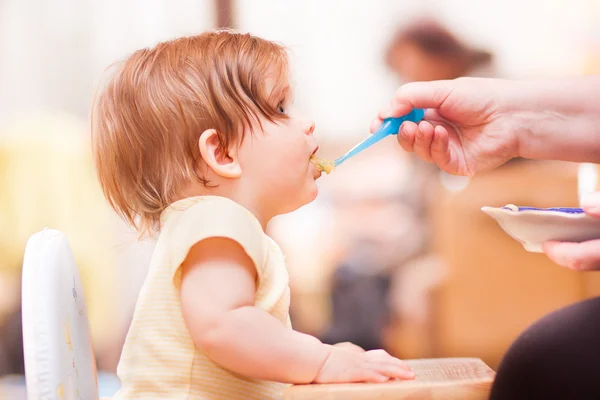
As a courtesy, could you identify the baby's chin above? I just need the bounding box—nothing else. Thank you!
[277,183,319,215]
[305,175,319,197]
[306,181,319,202]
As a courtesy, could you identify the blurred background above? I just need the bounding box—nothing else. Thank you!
[1,0,600,397]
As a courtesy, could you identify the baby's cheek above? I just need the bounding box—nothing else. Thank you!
[276,150,305,176]
[282,148,304,166]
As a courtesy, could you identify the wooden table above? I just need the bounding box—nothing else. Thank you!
[284,358,495,400]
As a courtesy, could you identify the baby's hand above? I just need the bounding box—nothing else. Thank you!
[313,347,415,383]
[332,342,365,353]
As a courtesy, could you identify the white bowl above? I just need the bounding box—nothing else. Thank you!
[481,205,600,253]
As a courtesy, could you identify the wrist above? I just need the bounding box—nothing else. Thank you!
[310,344,334,383]
[506,77,600,162]
[494,80,547,160]
[515,107,600,162]
[512,110,549,160]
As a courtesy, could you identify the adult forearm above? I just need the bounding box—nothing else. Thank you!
[510,76,600,163]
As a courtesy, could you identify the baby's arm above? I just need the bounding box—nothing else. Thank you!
[181,237,328,383]
[180,237,414,384]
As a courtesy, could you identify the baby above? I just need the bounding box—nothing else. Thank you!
[91,30,414,399]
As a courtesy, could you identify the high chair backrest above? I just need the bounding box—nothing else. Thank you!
[21,228,99,400]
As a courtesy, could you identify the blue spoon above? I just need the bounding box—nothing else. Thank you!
[312,108,425,174]
[333,108,425,167]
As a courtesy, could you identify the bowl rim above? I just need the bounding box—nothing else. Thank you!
[481,205,588,220]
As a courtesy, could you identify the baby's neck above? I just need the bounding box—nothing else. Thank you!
[179,182,272,231]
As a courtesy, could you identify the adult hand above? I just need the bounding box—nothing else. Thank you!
[371,78,525,176]
[374,76,600,175]
[543,192,600,271]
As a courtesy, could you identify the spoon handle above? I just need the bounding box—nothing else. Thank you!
[334,108,425,167]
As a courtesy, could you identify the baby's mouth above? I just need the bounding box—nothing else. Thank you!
[309,155,335,174]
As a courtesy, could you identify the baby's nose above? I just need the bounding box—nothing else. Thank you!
[304,120,315,136]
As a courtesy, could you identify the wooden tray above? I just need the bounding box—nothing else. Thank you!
[284,357,495,400]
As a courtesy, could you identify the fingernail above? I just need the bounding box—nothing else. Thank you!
[582,192,600,213]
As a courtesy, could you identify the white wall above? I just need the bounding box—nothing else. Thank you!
[0,0,215,123]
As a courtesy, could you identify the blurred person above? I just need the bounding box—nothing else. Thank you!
[375,75,600,399]
[92,30,415,400]
[385,17,494,83]
[319,20,485,353]
[331,18,497,354]
[383,18,541,363]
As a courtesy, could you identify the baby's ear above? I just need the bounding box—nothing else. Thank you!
[198,129,242,179]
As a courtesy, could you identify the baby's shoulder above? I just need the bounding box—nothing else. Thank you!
[160,196,268,267]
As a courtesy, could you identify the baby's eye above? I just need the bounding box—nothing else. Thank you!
[277,103,286,115]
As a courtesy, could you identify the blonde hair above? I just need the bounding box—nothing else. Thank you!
[91,31,289,235]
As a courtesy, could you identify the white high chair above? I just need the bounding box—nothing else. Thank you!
[21,228,102,400]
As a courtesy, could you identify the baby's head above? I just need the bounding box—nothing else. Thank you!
[92,31,320,234]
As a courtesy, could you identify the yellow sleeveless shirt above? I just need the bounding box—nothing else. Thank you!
[115,196,291,399]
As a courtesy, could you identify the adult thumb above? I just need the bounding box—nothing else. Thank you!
[382,80,454,119]
[581,192,600,217]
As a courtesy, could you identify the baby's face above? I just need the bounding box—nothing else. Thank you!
[237,85,320,216]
